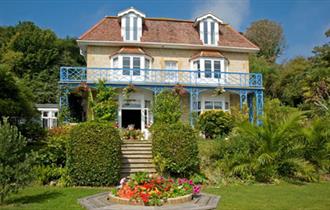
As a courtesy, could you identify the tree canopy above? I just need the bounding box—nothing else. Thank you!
[0,21,85,104]
[245,19,285,63]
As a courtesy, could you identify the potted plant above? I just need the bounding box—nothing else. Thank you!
[123,83,136,99]
[214,86,226,96]
[173,83,187,96]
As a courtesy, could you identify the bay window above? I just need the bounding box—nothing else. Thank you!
[111,55,152,76]
[191,58,226,79]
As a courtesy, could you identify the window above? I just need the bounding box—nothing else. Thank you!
[113,57,119,68]
[205,101,213,109]
[225,102,229,110]
[40,110,58,129]
[123,57,130,75]
[125,17,130,40]
[133,17,138,40]
[210,22,215,44]
[145,58,150,69]
[200,18,218,45]
[204,100,224,110]
[203,21,208,44]
[193,60,201,78]
[214,60,221,78]
[126,15,138,41]
[133,57,140,75]
[213,101,223,109]
[123,14,140,41]
[204,60,212,78]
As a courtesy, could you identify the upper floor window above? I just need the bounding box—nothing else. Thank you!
[118,7,145,42]
[111,54,152,76]
[195,14,223,45]
[191,58,227,79]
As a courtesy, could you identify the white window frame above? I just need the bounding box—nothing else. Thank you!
[199,17,219,45]
[201,94,230,112]
[111,54,152,69]
[121,13,143,42]
[190,57,227,80]
[37,108,58,129]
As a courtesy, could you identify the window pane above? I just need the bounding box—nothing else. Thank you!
[205,60,212,78]
[193,60,201,78]
[203,21,208,44]
[43,111,48,117]
[225,102,229,110]
[145,58,150,69]
[133,17,138,40]
[43,118,48,128]
[214,60,221,78]
[214,101,223,109]
[113,57,119,68]
[205,101,213,109]
[133,57,140,75]
[125,17,130,40]
[123,57,130,75]
[210,22,215,45]
[198,101,201,110]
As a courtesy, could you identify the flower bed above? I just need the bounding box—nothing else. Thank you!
[110,172,201,206]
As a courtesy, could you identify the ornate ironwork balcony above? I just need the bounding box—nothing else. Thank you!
[59,67,263,89]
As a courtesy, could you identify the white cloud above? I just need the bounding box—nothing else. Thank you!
[191,0,250,29]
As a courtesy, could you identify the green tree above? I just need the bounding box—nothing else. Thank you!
[245,19,285,63]
[153,90,182,124]
[0,118,35,204]
[0,65,36,120]
[0,21,85,104]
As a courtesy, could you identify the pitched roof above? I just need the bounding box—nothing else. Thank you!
[79,16,259,50]
[110,47,153,58]
[190,50,225,60]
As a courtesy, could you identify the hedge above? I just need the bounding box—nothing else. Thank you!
[67,121,121,186]
[151,122,199,177]
[197,110,234,138]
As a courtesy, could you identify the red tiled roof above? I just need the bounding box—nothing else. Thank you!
[110,47,153,58]
[79,16,258,50]
[190,50,225,60]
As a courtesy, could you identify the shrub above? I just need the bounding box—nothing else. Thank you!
[37,125,72,167]
[215,100,318,183]
[90,81,118,121]
[34,165,65,185]
[151,122,199,177]
[303,116,330,173]
[153,90,182,124]
[67,121,121,186]
[197,110,234,138]
[0,118,35,203]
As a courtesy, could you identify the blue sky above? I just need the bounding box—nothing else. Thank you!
[0,0,329,63]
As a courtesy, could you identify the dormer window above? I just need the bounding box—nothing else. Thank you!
[195,13,223,45]
[118,7,145,42]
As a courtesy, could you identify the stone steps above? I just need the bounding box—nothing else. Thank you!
[120,141,156,177]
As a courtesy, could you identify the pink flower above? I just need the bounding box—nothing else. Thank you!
[193,185,201,194]
[188,180,193,185]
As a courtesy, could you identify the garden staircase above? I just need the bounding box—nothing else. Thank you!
[120,140,156,177]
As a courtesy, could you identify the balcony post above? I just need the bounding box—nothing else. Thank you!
[247,93,254,123]
[239,90,248,110]
[256,90,264,125]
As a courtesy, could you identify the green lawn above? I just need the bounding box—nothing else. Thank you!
[1,182,330,210]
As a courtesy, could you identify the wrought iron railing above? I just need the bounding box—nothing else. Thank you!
[60,67,263,88]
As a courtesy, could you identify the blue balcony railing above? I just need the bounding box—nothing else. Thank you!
[59,67,263,88]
